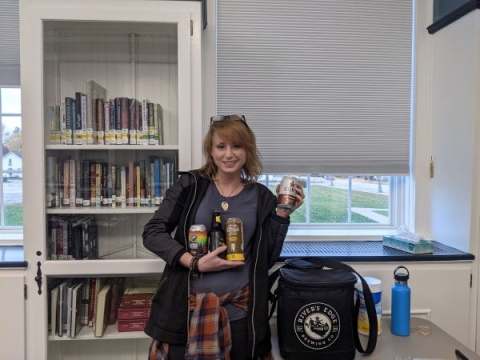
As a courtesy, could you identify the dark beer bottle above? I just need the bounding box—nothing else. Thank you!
[209,211,226,257]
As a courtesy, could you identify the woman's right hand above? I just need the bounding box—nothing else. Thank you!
[197,246,245,273]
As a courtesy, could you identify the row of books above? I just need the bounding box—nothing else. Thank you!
[47,215,98,260]
[46,156,176,209]
[48,79,164,146]
[48,277,158,338]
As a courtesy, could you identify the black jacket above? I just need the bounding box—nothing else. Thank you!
[142,170,290,358]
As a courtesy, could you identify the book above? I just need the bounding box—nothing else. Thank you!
[148,102,155,145]
[75,160,83,206]
[117,318,148,332]
[74,92,85,145]
[70,282,84,338]
[57,280,71,337]
[89,277,107,327]
[87,278,97,327]
[154,157,161,205]
[108,277,126,325]
[94,283,112,337]
[153,103,163,145]
[121,97,129,144]
[48,279,64,336]
[86,80,107,144]
[48,105,61,144]
[104,100,111,145]
[118,307,150,320]
[128,161,135,206]
[64,97,74,145]
[95,163,102,208]
[115,97,122,145]
[69,159,76,207]
[46,156,57,208]
[90,162,96,206]
[119,278,158,308]
[96,98,105,144]
[141,99,150,145]
[120,166,127,208]
[81,160,91,207]
[101,162,109,206]
[66,280,77,334]
[80,278,91,325]
[50,288,59,335]
[129,98,139,145]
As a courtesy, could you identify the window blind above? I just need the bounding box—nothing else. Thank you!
[0,0,20,86]
[217,0,413,175]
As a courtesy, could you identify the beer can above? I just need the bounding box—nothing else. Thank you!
[225,218,245,261]
[188,224,208,256]
[277,175,298,212]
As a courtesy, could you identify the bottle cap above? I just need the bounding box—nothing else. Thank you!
[394,265,409,281]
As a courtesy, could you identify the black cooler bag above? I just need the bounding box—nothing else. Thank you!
[269,258,377,360]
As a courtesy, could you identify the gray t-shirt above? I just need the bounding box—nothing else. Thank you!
[191,181,258,320]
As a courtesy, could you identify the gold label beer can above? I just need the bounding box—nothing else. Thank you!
[278,175,298,212]
[188,224,208,256]
[225,218,245,261]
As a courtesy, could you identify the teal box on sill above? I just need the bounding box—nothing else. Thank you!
[382,235,433,254]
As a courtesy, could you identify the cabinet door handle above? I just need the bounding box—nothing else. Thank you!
[34,261,42,295]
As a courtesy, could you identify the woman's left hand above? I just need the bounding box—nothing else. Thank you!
[197,246,245,273]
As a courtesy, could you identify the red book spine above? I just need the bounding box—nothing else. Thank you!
[119,293,153,308]
[118,307,150,320]
[117,319,147,332]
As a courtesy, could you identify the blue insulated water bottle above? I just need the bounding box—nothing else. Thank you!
[391,266,410,336]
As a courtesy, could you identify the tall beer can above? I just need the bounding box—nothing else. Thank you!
[277,175,298,212]
[225,218,245,261]
[188,224,208,256]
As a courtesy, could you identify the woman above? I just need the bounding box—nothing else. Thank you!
[143,115,304,359]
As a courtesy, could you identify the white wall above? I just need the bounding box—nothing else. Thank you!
[417,6,480,352]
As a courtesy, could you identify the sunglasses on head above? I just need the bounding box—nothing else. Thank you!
[210,115,246,124]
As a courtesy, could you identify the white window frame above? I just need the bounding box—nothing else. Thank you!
[202,0,423,241]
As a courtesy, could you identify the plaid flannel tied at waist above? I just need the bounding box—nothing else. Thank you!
[149,283,249,360]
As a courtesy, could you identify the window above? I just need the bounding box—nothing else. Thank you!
[258,175,400,227]
[433,0,470,22]
[214,0,413,237]
[0,87,23,230]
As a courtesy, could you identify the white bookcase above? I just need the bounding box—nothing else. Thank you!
[20,0,202,359]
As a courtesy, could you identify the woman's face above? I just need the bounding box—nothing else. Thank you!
[211,132,247,176]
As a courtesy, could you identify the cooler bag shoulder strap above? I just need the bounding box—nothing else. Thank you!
[267,266,283,320]
[352,272,378,354]
[285,257,378,354]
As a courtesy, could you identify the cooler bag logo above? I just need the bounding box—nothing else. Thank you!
[294,302,340,350]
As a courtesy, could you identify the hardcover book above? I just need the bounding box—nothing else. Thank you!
[119,278,158,308]
[94,283,112,337]
[117,318,147,332]
[69,282,84,338]
[86,80,107,144]
[108,277,126,325]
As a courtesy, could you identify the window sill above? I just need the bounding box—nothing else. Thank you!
[0,241,473,270]
[280,240,474,262]
[286,228,398,241]
[0,231,23,246]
